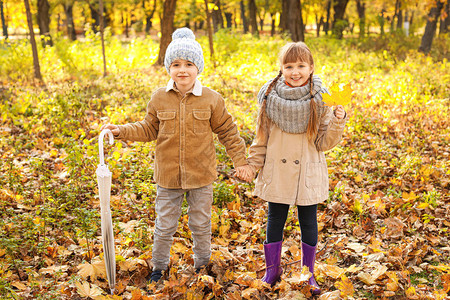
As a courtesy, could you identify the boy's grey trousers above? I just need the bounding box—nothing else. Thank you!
[151,184,213,271]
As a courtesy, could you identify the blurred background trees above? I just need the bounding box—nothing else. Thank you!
[2,0,449,80]
[2,0,447,44]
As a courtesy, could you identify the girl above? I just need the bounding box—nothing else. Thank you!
[237,42,347,294]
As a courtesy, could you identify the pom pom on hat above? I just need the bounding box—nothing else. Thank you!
[164,28,204,74]
[172,27,196,40]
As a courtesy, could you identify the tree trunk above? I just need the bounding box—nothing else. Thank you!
[204,0,215,67]
[332,0,349,39]
[378,9,386,35]
[225,12,232,28]
[143,0,157,35]
[403,11,410,36]
[211,2,219,32]
[123,11,129,38]
[440,0,449,34]
[287,0,304,42]
[396,3,403,31]
[259,14,264,32]
[99,0,107,76]
[356,0,365,38]
[390,0,399,33]
[0,0,7,39]
[324,0,331,34]
[316,16,323,37]
[90,3,100,33]
[419,0,445,53]
[64,3,77,40]
[37,0,52,47]
[155,0,177,66]
[240,1,248,33]
[24,0,43,82]
[279,0,288,33]
[211,0,224,32]
[57,13,61,32]
[248,0,258,36]
[270,12,275,36]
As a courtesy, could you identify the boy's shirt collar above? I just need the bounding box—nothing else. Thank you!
[166,79,203,96]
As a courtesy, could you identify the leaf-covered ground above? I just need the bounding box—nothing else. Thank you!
[0,32,449,299]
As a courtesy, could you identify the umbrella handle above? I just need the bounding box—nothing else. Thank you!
[99,129,114,166]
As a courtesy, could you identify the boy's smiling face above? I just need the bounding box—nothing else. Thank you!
[169,59,198,94]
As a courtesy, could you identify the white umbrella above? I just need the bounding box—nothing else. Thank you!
[96,129,116,294]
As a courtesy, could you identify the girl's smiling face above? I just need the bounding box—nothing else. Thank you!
[281,60,314,87]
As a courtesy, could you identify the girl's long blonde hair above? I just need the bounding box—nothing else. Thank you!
[257,42,318,142]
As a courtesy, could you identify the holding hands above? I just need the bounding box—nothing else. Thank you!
[235,165,255,183]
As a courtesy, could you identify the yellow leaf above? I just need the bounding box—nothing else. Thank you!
[75,281,103,298]
[416,202,429,209]
[242,287,259,300]
[219,219,230,238]
[318,290,341,299]
[119,258,146,272]
[112,151,121,160]
[405,286,416,297]
[323,83,352,106]
[77,261,107,280]
[386,271,399,291]
[319,264,345,279]
[130,289,143,300]
[11,281,27,290]
[371,265,388,280]
[235,273,256,286]
[352,199,363,215]
[172,242,188,253]
[402,191,417,202]
[442,272,450,293]
[50,149,58,158]
[335,274,354,298]
[357,272,375,285]
[199,275,215,289]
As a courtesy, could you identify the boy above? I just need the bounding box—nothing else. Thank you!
[101,28,249,282]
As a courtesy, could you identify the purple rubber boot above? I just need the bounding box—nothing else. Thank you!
[302,242,321,295]
[262,241,283,285]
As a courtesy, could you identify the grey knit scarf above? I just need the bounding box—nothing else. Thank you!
[257,75,328,134]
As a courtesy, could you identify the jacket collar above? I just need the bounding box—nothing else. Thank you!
[165,79,203,96]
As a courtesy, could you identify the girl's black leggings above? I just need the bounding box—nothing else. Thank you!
[266,202,318,246]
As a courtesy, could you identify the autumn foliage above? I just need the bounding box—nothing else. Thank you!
[0,32,449,299]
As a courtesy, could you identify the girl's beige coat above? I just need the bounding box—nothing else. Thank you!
[248,108,347,206]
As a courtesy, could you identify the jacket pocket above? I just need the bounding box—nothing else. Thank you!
[305,162,327,188]
[193,109,211,134]
[261,159,274,185]
[157,110,176,134]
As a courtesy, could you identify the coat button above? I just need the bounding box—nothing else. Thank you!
[281,159,286,163]
[294,160,299,164]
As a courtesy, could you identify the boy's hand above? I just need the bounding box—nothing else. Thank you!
[235,165,255,183]
[100,124,120,136]
[334,105,346,119]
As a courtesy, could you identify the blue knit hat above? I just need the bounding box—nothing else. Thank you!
[164,28,204,74]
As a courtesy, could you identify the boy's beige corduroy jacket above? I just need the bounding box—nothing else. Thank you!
[116,85,247,190]
[248,107,347,206]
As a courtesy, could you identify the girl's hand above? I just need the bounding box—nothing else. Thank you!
[100,124,120,136]
[334,105,346,119]
[235,165,255,183]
